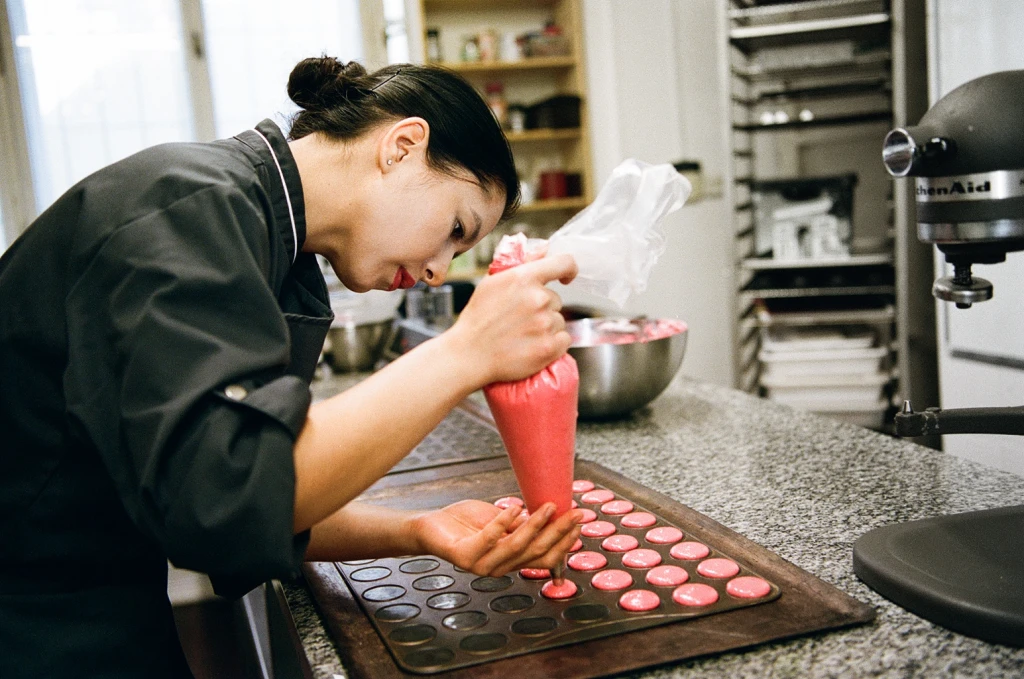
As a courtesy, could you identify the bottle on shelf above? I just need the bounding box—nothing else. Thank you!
[485,81,508,129]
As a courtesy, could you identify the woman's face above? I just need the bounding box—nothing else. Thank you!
[336,161,506,293]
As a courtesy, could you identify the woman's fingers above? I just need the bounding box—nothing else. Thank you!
[518,253,578,287]
[478,506,583,576]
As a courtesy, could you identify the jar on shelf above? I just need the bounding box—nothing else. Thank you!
[461,35,480,62]
[426,28,442,63]
[478,28,498,62]
[485,82,508,129]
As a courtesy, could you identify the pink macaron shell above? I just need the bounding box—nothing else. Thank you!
[620,512,658,528]
[591,569,634,591]
[672,583,719,607]
[569,538,583,552]
[601,535,640,553]
[618,589,661,612]
[726,576,772,599]
[519,568,551,580]
[568,551,608,571]
[572,479,595,493]
[541,578,579,600]
[670,541,711,561]
[578,508,598,523]
[600,500,634,515]
[645,565,689,587]
[580,521,617,538]
[580,489,615,504]
[621,549,663,569]
[696,558,740,579]
[645,526,684,545]
[494,496,524,510]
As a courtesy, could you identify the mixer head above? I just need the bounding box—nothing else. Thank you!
[882,70,1024,308]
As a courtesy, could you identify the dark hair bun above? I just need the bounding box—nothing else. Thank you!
[287,57,368,111]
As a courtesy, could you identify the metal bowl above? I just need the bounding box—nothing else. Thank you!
[325,319,395,372]
[567,318,688,419]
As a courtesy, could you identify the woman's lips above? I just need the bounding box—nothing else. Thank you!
[388,267,418,291]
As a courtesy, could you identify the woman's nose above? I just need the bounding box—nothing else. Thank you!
[424,255,452,286]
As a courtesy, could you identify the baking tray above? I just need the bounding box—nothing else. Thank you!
[304,459,875,678]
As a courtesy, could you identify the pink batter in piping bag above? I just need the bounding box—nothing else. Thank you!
[483,234,578,581]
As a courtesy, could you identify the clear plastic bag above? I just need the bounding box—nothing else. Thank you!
[545,159,691,307]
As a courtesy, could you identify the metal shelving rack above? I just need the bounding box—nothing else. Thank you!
[721,0,937,434]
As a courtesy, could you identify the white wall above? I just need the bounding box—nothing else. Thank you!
[558,0,734,387]
[929,0,1024,477]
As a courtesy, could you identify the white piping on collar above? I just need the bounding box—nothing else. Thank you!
[251,128,299,263]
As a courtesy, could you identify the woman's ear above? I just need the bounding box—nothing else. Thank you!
[379,117,430,172]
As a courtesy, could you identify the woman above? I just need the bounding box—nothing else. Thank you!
[0,57,582,677]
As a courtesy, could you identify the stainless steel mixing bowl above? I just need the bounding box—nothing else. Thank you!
[567,317,688,419]
[325,319,395,372]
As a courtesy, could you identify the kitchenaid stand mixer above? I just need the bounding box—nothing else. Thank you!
[853,70,1024,646]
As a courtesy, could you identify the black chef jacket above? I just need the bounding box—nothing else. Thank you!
[0,119,332,677]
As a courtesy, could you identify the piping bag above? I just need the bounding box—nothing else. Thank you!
[482,160,691,583]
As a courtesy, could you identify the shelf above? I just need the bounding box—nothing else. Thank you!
[437,56,575,73]
[745,78,890,104]
[506,128,581,143]
[732,110,891,131]
[741,253,894,271]
[729,0,884,21]
[731,50,890,81]
[756,306,896,327]
[518,196,588,213]
[742,285,895,299]
[729,13,890,53]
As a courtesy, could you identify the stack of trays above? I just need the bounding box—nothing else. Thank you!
[758,326,888,429]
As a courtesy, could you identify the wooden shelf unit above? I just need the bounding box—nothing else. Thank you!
[417,0,593,280]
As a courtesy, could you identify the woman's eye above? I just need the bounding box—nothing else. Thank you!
[452,219,465,240]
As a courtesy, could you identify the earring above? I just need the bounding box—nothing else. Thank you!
[387,158,393,166]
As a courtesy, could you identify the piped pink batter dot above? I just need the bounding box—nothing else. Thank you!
[620,512,657,528]
[519,568,550,580]
[572,480,595,493]
[601,535,640,552]
[541,578,578,600]
[518,509,530,521]
[726,576,771,599]
[572,500,578,508]
[670,541,710,561]
[578,508,598,523]
[494,496,524,510]
[672,583,719,607]
[569,538,583,552]
[621,548,662,568]
[591,569,633,591]
[568,551,608,571]
[619,589,661,612]
[600,500,634,515]
[645,526,684,545]
[580,521,616,538]
[646,565,689,587]
[696,558,740,579]
[581,489,615,504]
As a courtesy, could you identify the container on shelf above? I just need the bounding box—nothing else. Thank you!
[759,345,887,378]
[526,94,581,129]
[751,174,858,261]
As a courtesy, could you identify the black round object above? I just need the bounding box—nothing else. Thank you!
[388,624,437,645]
[403,647,455,668]
[426,592,471,610]
[413,575,455,591]
[375,604,421,623]
[471,576,513,592]
[489,594,535,614]
[362,585,406,602]
[459,633,508,654]
[511,616,558,636]
[399,558,440,574]
[441,611,488,631]
[350,567,392,582]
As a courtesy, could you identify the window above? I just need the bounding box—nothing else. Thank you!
[7,0,195,212]
[1,0,381,250]
[201,0,364,138]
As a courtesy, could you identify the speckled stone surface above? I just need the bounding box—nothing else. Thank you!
[283,374,1024,678]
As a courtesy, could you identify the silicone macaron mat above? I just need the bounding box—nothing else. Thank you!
[304,460,874,678]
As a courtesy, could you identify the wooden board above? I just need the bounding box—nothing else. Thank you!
[303,459,874,678]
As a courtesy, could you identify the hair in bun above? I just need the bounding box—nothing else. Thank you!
[286,56,520,221]
[287,56,369,111]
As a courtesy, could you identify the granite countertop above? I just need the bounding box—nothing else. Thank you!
[286,373,1024,678]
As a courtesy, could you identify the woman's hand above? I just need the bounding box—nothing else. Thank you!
[445,253,578,386]
[410,499,582,576]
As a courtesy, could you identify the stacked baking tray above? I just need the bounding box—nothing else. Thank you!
[758,325,888,429]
